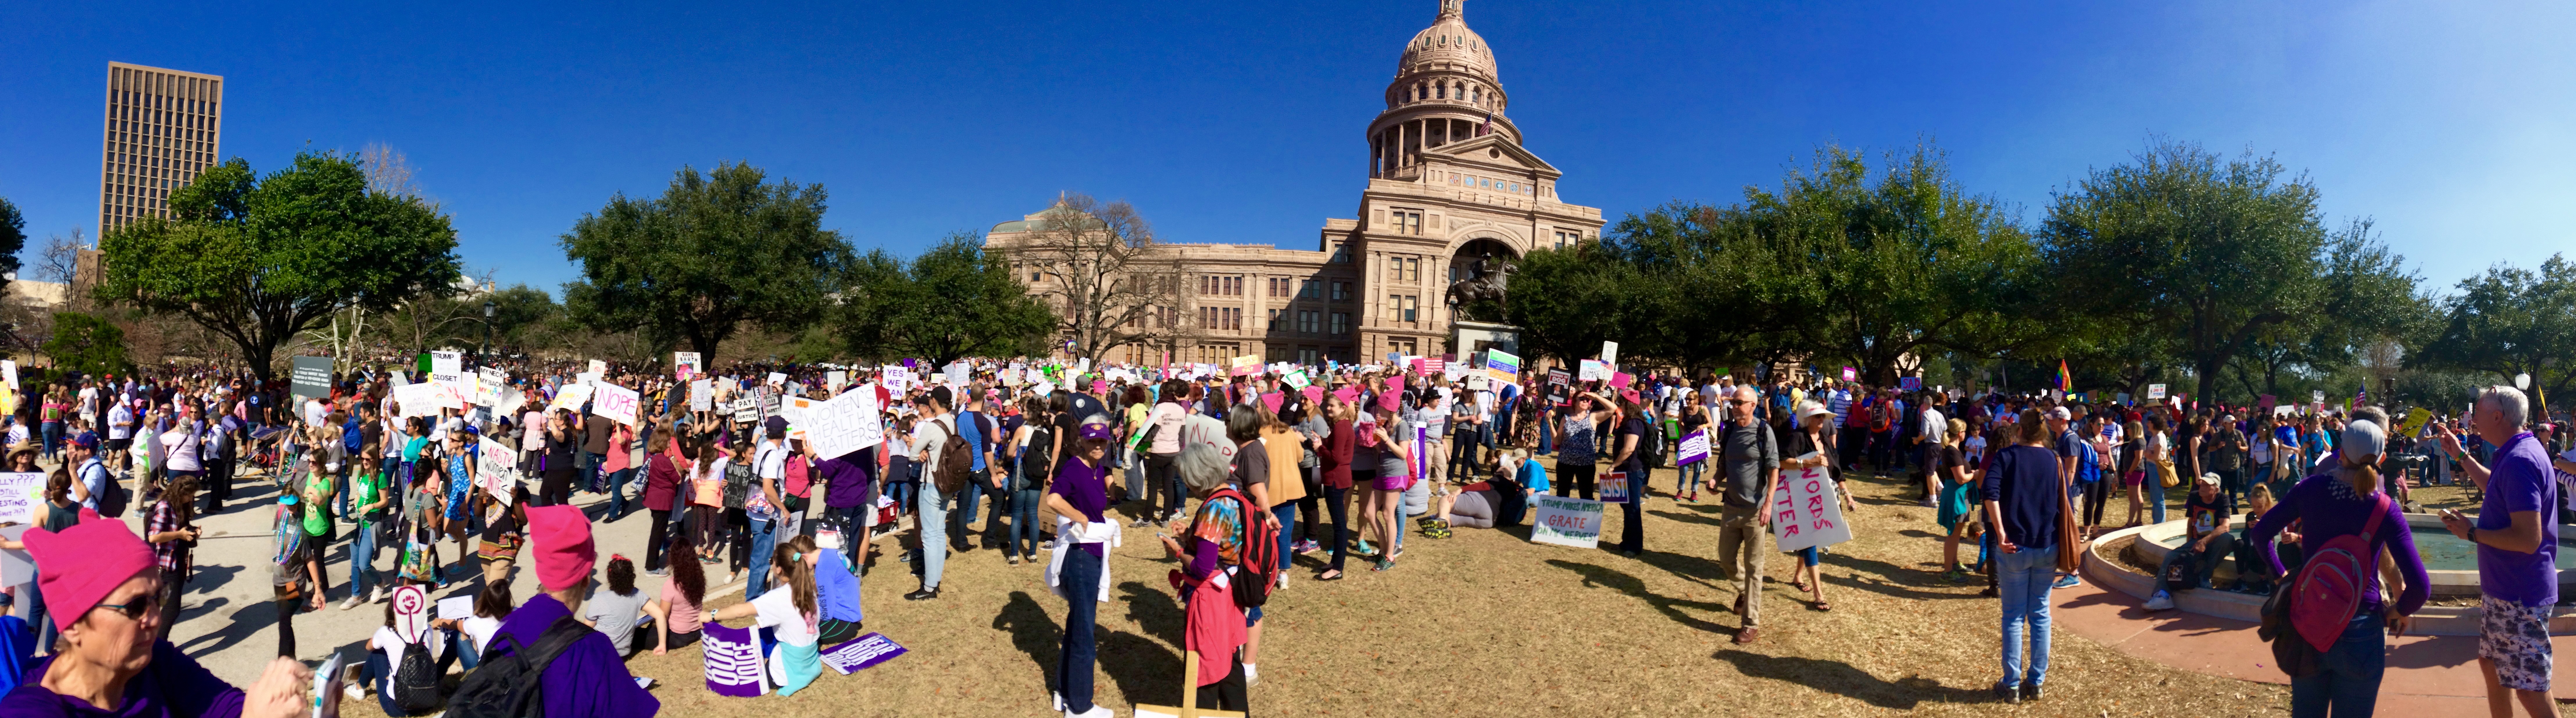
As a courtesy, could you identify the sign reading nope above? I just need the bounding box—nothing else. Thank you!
[1528,495,1604,549]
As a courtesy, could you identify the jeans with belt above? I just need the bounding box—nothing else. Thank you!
[2289,612,2386,717]
[745,513,779,600]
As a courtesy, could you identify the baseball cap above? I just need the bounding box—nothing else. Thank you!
[2047,407,2072,421]
[2341,419,2386,462]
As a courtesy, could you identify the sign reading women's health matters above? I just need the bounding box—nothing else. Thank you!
[1769,460,1852,553]
[1528,495,1604,549]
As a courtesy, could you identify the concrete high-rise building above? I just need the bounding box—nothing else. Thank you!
[99,62,224,235]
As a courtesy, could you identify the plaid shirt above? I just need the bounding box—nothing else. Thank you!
[146,499,185,575]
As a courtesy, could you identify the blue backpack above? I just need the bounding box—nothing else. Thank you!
[2072,433,2103,484]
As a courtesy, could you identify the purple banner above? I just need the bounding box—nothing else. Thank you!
[701,622,768,697]
[819,632,908,675]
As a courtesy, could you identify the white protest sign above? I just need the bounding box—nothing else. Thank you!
[429,351,463,385]
[477,437,520,505]
[548,384,594,414]
[390,585,431,644]
[1675,430,1711,466]
[673,352,702,378]
[819,633,908,674]
[1281,370,1310,389]
[0,526,32,590]
[1529,495,1604,549]
[393,383,446,420]
[689,378,713,412]
[1769,460,1854,553]
[766,371,787,387]
[805,385,884,458]
[435,595,475,621]
[588,359,608,376]
[1600,341,1619,366]
[826,371,848,393]
[0,473,44,525]
[575,371,601,388]
[475,367,506,406]
[2147,384,2168,401]
[496,388,526,418]
[1579,359,1609,382]
[945,362,971,387]
[593,383,641,426]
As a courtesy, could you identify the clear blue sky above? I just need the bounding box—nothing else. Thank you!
[5,1,2570,297]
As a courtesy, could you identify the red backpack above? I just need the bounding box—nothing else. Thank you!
[1207,487,1279,609]
[2280,492,2390,653]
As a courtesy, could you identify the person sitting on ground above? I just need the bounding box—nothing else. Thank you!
[482,504,658,714]
[2144,473,2239,610]
[1431,449,1526,530]
[426,581,508,674]
[357,600,444,714]
[710,542,824,696]
[579,555,652,657]
[642,534,707,655]
[785,535,864,644]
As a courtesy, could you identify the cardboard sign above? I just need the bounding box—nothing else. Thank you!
[390,585,431,644]
[1770,460,1853,552]
[436,596,475,621]
[819,633,908,674]
[1599,341,1619,367]
[549,384,594,414]
[674,352,702,376]
[2398,407,2431,436]
[1898,376,1921,391]
[1529,496,1605,549]
[429,351,463,385]
[1578,360,1607,383]
[944,362,971,387]
[1840,366,1857,382]
[766,371,787,387]
[496,388,526,418]
[806,384,885,459]
[2148,384,2168,401]
[477,437,519,505]
[1281,370,1310,389]
[594,383,641,426]
[700,621,769,697]
[585,359,607,376]
[393,383,447,420]
[1484,348,1520,383]
[690,378,714,412]
[290,356,335,402]
[0,526,31,587]
[826,370,848,393]
[475,367,506,406]
[1675,430,1711,466]
[0,472,45,525]
[1547,367,1570,387]
[1599,469,1631,503]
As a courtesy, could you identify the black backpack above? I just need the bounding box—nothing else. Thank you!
[85,460,130,519]
[447,616,592,718]
[391,635,443,713]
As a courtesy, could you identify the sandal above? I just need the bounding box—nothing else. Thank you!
[1789,580,1811,594]
[1371,558,1395,572]
[1811,600,1832,612]
[1315,569,1344,581]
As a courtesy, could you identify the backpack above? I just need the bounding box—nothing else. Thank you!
[2072,434,2102,485]
[447,616,592,718]
[85,459,129,519]
[930,418,972,495]
[1207,487,1279,610]
[391,635,444,713]
[2277,493,2391,655]
[2160,547,2200,592]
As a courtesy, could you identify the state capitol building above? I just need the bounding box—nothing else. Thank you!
[985,1,1603,367]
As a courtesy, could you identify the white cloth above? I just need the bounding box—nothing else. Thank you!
[1044,516,1119,603]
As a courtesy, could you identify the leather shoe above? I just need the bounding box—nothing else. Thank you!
[1732,627,1760,644]
[904,587,941,601]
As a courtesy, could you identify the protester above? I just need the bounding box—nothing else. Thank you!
[642,533,708,655]
[1985,408,2063,703]
[1046,415,1117,718]
[1711,386,1779,644]
[2435,386,2558,718]
[488,504,659,712]
[2250,416,2429,716]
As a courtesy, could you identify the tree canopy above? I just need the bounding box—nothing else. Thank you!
[42,312,129,378]
[96,151,461,381]
[838,233,1055,365]
[0,197,23,279]
[560,162,855,362]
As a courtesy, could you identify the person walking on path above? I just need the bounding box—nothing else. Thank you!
[1984,408,2064,703]
[2434,386,2560,718]
[2248,416,2431,717]
[1711,386,1779,644]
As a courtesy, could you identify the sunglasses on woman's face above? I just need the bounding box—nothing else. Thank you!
[91,593,160,624]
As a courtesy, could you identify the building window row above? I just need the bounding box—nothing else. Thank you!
[1385,294,1419,323]
[1200,306,1242,331]
[1389,209,1424,236]
[1450,173,1532,196]
[1385,255,1423,282]
[1200,275,1243,296]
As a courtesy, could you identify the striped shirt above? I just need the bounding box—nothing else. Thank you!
[1827,390,1853,430]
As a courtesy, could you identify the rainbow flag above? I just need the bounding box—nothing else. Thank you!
[2056,360,2073,391]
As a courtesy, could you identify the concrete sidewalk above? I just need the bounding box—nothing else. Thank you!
[2053,572,2575,713]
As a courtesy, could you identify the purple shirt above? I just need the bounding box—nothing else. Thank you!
[486,594,661,716]
[0,640,245,718]
[2248,473,2430,616]
[815,449,874,509]
[2478,432,2559,606]
[1050,455,1111,557]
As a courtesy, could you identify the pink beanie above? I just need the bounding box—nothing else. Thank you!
[24,509,156,633]
[525,505,596,593]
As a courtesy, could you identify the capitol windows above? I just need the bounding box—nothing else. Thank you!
[1298,310,1320,334]
[1330,281,1351,301]
[1329,312,1350,336]
[1386,256,1421,282]
[1436,84,1446,99]
[1385,294,1418,323]
[1391,210,1423,236]
[1298,279,1319,299]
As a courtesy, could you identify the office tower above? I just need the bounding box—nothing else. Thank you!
[100,62,223,235]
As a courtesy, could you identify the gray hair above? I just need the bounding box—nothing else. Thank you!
[2349,405,2389,432]
[1176,444,1232,493]
[2482,385,2531,429]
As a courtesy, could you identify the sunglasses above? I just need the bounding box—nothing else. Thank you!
[91,593,160,624]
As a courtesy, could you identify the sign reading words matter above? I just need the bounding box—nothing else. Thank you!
[1528,496,1605,549]
[1769,458,1853,552]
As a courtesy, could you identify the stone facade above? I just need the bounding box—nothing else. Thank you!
[986,0,1603,365]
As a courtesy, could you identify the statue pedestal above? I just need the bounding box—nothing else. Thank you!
[1450,320,1523,360]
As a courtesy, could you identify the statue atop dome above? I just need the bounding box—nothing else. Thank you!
[1439,0,1464,20]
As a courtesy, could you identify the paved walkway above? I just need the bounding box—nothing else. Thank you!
[2054,571,2576,713]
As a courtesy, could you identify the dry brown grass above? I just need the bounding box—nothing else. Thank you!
[343,459,2307,717]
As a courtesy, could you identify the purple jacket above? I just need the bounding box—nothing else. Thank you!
[0,641,242,718]
[2247,472,2431,617]
[485,594,660,716]
[817,448,876,509]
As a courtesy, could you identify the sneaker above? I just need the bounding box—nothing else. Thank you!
[1007,555,1020,566]
[2019,683,2043,701]
[343,683,367,703]
[1351,540,1380,558]
[1130,518,1159,528]
[2142,590,2175,611]
[2052,574,2080,589]
[1064,706,1115,718]
[1993,685,2020,704]
[367,586,388,604]
[1295,539,1322,554]
[904,587,941,601]
[648,567,669,577]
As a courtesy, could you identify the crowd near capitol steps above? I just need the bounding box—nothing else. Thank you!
[0,347,2566,717]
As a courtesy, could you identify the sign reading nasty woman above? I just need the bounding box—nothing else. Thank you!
[1769,458,1852,553]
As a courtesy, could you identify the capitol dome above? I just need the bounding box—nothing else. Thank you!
[1400,0,1497,80]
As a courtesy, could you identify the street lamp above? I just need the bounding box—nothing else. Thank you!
[482,300,496,366]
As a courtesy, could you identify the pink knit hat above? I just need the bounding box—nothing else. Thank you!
[525,505,596,593]
[23,508,156,633]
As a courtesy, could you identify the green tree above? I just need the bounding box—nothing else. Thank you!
[839,234,1055,365]
[561,162,853,361]
[2411,255,2576,419]
[2039,139,2417,403]
[0,197,23,278]
[97,152,461,381]
[42,312,129,377]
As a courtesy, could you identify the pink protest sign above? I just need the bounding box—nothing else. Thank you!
[1610,371,1633,389]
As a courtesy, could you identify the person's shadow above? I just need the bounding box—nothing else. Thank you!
[1100,581,1185,706]
[1712,649,1990,708]
[177,599,279,659]
[991,592,1061,691]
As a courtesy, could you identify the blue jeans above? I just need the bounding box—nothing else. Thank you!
[40,422,61,460]
[603,467,637,519]
[1273,505,1296,572]
[1678,461,1705,495]
[2289,612,2385,717]
[1539,415,1553,454]
[745,515,779,600]
[957,471,988,526]
[1996,544,2057,690]
[1057,546,1102,712]
[350,518,382,598]
[1009,487,1042,557]
[2145,472,2168,524]
[582,452,605,492]
[917,486,951,590]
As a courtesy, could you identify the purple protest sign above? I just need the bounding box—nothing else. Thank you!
[701,622,769,697]
[819,632,909,674]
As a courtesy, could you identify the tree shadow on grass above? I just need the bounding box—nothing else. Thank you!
[1646,509,1722,528]
[1710,649,1992,709]
[1544,559,1735,635]
[992,591,1062,693]
[1820,552,1982,602]
[1097,630,1185,708]
[1118,581,1183,645]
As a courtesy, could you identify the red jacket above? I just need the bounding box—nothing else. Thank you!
[643,451,682,512]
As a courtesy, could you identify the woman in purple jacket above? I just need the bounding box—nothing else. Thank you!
[2246,416,2430,718]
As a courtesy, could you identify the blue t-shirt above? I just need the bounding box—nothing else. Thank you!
[1517,458,1550,494]
[2478,432,2559,606]
[1981,444,2063,551]
[814,547,863,623]
[957,411,988,472]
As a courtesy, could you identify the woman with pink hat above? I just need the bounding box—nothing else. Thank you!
[0,509,312,717]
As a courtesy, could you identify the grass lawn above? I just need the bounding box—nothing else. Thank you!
[350,457,2307,716]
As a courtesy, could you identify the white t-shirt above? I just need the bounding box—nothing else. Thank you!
[107,405,134,440]
[1919,408,1947,446]
[751,586,818,646]
[910,416,950,465]
[756,439,789,480]
[371,626,444,699]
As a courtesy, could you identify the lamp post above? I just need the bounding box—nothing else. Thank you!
[482,300,496,367]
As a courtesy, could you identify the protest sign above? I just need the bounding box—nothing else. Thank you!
[393,383,446,420]
[819,633,909,675]
[1547,367,1570,387]
[0,526,29,587]
[290,356,335,402]
[2398,407,2431,436]
[575,371,601,388]
[1599,469,1631,503]
[429,351,463,385]
[477,437,520,505]
[2310,390,2326,404]
[690,378,714,412]
[1769,460,1853,552]
[581,359,603,377]
[1578,360,1608,382]
[475,367,505,406]
[435,596,475,621]
[1898,376,1922,391]
[1484,348,1520,383]
[391,585,430,644]
[673,352,702,378]
[1675,430,1710,466]
[549,384,595,414]
[1230,355,1260,376]
[805,385,885,459]
[730,398,758,424]
[594,384,641,425]
[0,472,44,524]
[1609,371,1633,388]
[766,371,787,387]
[1599,341,1619,367]
[1528,496,1604,549]
[700,622,769,697]
[496,388,526,417]
[1280,370,1310,389]
[945,362,971,387]
[2148,384,2168,401]
[826,370,848,393]
[1840,366,1857,382]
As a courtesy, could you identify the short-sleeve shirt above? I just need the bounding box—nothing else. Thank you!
[1188,494,1248,566]
[2184,489,2236,540]
[584,588,651,655]
[2479,432,2560,606]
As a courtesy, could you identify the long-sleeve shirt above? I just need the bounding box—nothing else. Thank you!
[485,594,660,715]
[0,640,246,718]
[1321,419,1356,490]
[2247,473,2431,617]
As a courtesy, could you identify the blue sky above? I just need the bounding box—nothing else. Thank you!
[4,0,2570,297]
